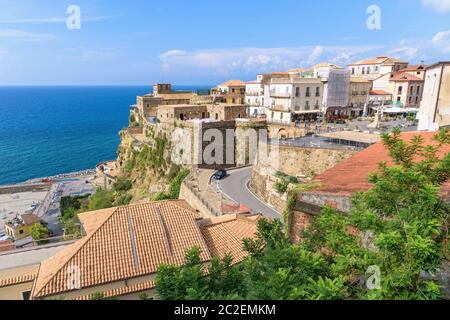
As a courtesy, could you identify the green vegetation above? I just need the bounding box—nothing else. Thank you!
[60,178,133,236]
[274,171,299,194]
[152,169,190,201]
[275,181,288,194]
[129,114,139,128]
[30,223,49,243]
[156,129,450,300]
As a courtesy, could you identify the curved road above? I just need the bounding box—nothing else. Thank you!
[216,167,281,219]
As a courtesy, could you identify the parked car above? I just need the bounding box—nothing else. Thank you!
[212,170,227,180]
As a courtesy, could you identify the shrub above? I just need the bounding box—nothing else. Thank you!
[275,181,288,194]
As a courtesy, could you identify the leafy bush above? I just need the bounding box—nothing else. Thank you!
[275,181,288,194]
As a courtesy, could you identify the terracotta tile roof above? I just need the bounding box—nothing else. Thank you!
[20,214,41,226]
[0,273,36,288]
[349,56,406,66]
[314,62,343,69]
[0,240,15,253]
[219,80,246,87]
[74,281,156,300]
[31,200,210,299]
[199,214,261,264]
[390,72,423,82]
[400,65,427,72]
[312,131,450,196]
[369,90,392,96]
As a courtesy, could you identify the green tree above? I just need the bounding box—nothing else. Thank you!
[155,129,450,300]
[30,223,49,242]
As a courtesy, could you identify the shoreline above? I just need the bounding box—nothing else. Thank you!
[0,168,97,188]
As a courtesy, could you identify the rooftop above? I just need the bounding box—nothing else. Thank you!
[349,56,407,66]
[312,131,450,196]
[317,131,381,145]
[370,90,393,96]
[390,72,423,82]
[218,80,246,87]
[31,200,260,299]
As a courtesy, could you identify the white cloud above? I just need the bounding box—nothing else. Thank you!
[388,47,419,60]
[421,0,450,13]
[307,46,324,65]
[0,28,58,41]
[159,45,380,77]
[432,29,450,43]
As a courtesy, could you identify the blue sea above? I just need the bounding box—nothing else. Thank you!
[0,86,210,185]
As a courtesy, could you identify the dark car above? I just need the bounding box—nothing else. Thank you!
[212,169,227,180]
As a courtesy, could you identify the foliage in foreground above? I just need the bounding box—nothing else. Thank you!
[156,129,450,300]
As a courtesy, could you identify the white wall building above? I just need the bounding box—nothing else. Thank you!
[314,63,350,116]
[418,62,450,131]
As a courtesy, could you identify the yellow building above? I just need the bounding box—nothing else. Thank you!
[349,77,371,117]
[212,80,246,104]
[5,214,41,241]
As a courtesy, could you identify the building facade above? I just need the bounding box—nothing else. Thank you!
[418,62,450,131]
[348,77,371,117]
[348,56,408,80]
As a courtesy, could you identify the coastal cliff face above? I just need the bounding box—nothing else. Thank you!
[115,126,182,202]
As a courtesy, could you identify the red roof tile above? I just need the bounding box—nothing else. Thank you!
[313,131,450,196]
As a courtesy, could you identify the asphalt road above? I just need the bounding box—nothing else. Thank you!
[216,167,281,219]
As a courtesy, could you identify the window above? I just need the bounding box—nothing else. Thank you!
[315,101,319,109]
[215,113,218,120]
[416,86,420,94]
[280,113,283,120]
[375,66,379,72]
[397,97,401,102]
[21,291,31,301]
[202,112,206,118]
[398,86,403,95]
[238,113,241,118]
[232,88,235,93]
[295,87,300,97]
[410,85,414,93]
[271,111,274,119]
[367,67,371,74]
[352,68,355,75]
[306,87,310,97]
[415,96,419,103]
[362,67,365,75]
[409,96,412,103]
[315,87,320,97]
[180,114,184,121]
[166,113,169,118]
[232,98,236,104]
[305,101,310,110]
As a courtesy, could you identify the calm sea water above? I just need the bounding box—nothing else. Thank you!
[0,86,210,185]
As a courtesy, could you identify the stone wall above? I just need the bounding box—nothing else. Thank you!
[250,144,357,212]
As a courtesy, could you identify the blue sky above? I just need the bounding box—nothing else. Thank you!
[0,0,449,85]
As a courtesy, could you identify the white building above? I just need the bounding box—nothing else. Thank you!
[314,63,350,117]
[418,62,450,131]
[266,77,324,124]
[245,73,291,118]
[348,56,408,80]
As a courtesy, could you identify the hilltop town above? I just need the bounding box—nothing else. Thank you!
[0,58,449,300]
